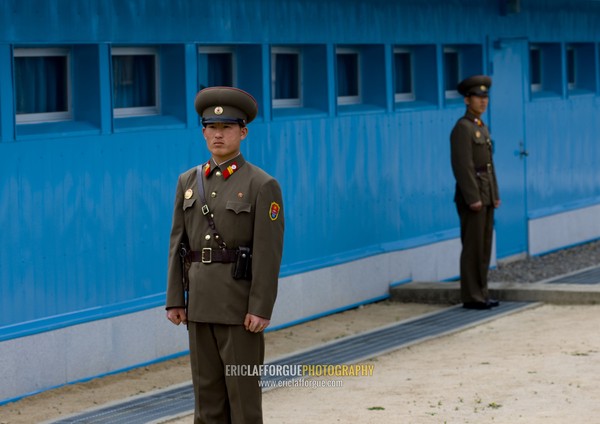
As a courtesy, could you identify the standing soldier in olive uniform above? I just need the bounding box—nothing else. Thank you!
[166,87,284,423]
[450,75,501,310]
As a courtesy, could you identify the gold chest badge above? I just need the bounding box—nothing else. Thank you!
[184,189,193,199]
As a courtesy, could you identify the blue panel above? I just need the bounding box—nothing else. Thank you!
[526,96,600,216]
[2,0,600,342]
[245,108,459,269]
[0,130,205,328]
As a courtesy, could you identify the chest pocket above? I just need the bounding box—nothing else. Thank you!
[226,201,251,214]
[473,132,487,145]
[183,197,196,211]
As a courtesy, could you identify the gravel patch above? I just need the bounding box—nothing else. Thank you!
[489,239,600,283]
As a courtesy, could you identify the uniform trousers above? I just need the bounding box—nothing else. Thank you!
[456,201,495,303]
[188,322,264,424]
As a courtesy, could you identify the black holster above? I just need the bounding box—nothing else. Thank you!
[232,246,252,280]
[179,242,191,293]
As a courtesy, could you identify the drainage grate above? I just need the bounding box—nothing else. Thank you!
[46,383,195,424]
[47,301,534,424]
[546,266,600,285]
[263,301,533,384]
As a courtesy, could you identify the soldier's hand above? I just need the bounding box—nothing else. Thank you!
[244,313,270,333]
[167,308,187,325]
[494,199,501,208]
[469,201,483,211]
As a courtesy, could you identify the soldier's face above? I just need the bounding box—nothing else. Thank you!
[203,123,248,163]
[465,95,489,116]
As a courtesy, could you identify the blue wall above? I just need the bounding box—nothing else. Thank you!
[526,97,600,217]
[2,0,600,340]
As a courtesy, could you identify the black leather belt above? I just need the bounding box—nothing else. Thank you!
[475,163,492,173]
[189,248,238,264]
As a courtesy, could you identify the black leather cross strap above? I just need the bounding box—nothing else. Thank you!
[192,165,250,267]
[197,164,227,249]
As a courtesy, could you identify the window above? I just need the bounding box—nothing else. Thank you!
[393,44,438,109]
[112,47,159,117]
[393,48,414,102]
[335,45,386,112]
[197,44,264,121]
[443,44,484,103]
[271,45,328,118]
[443,47,460,98]
[271,47,302,108]
[336,48,360,105]
[14,48,71,124]
[529,43,562,98]
[530,46,542,92]
[565,43,596,94]
[198,46,235,89]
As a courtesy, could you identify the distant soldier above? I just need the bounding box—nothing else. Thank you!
[166,87,284,423]
[450,75,501,310]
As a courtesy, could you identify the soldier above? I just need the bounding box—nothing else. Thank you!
[166,86,284,423]
[450,75,501,310]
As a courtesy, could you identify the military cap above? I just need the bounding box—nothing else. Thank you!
[457,75,492,97]
[194,86,258,126]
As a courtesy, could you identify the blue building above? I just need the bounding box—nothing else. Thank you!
[1,0,600,403]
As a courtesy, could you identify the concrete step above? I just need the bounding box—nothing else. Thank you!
[390,281,600,305]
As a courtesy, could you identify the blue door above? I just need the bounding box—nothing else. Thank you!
[489,39,529,258]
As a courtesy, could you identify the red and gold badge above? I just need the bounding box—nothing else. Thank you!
[269,202,280,221]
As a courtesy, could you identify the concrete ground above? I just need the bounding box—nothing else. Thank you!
[160,300,600,424]
[163,278,600,424]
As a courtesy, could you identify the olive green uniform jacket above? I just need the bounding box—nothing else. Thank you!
[450,111,499,207]
[166,154,284,324]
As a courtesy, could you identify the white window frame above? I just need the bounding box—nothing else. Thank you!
[530,46,542,93]
[393,47,415,102]
[443,47,461,99]
[197,45,237,88]
[336,48,361,105]
[14,47,72,124]
[112,47,160,118]
[271,46,303,108]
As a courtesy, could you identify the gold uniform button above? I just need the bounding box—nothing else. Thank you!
[215,171,222,177]
[211,191,217,198]
[205,235,211,240]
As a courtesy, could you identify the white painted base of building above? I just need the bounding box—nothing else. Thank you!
[529,203,600,256]
[0,308,189,403]
[270,237,468,328]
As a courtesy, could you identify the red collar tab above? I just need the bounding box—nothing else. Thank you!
[203,162,211,177]
[222,162,239,180]
[473,118,484,127]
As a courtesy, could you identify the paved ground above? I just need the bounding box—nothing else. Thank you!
[161,302,600,424]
